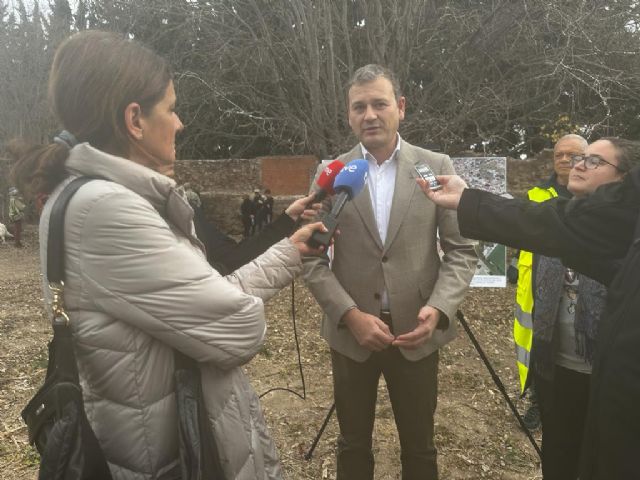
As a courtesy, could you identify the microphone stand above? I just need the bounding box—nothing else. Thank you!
[304,310,542,461]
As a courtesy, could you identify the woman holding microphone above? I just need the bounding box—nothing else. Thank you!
[12,30,326,480]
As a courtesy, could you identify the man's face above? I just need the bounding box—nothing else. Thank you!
[553,138,586,184]
[348,77,405,158]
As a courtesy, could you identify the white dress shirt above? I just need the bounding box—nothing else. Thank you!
[360,135,401,309]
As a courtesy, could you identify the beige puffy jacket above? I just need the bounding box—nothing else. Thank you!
[39,144,300,480]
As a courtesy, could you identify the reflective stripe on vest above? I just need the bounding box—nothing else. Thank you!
[514,185,558,393]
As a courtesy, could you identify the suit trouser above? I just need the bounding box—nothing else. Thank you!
[534,366,590,480]
[331,329,439,480]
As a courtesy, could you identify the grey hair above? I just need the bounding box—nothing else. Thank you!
[556,134,588,150]
[347,64,402,100]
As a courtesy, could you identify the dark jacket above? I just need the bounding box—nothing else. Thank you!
[193,208,295,275]
[241,198,256,217]
[457,169,640,479]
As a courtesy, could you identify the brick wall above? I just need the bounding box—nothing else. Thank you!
[259,155,318,195]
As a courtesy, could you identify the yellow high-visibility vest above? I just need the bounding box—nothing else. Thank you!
[514,185,558,393]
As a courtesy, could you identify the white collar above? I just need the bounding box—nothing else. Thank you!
[360,134,402,166]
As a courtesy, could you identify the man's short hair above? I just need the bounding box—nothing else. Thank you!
[555,134,588,150]
[347,64,402,100]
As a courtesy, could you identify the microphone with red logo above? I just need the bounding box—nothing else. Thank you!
[307,159,369,248]
[293,160,345,229]
[310,159,345,204]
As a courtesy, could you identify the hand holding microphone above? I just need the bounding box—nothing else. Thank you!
[289,221,329,256]
[285,193,321,223]
[310,159,345,204]
[288,159,345,227]
[307,159,369,249]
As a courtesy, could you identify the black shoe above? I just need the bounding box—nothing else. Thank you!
[522,403,541,431]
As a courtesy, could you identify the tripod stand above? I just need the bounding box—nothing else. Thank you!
[304,310,542,460]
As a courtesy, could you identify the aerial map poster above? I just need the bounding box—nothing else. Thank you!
[451,157,507,288]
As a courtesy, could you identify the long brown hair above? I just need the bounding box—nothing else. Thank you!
[10,30,172,198]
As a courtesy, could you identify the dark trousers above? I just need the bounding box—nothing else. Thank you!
[331,343,439,480]
[241,216,253,237]
[12,220,22,246]
[534,366,590,480]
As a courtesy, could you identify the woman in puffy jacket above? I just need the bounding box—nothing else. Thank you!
[11,30,326,480]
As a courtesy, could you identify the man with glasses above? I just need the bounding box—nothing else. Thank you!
[511,134,587,434]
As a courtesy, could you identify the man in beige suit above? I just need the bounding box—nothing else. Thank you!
[303,65,477,479]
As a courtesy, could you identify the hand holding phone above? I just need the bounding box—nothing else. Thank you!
[414,163,442,191]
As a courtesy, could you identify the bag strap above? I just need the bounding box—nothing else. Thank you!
[46,177,97,382]
[47,177,96,283]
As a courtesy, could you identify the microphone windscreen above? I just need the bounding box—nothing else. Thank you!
[333,159,369,199]
[315,160,345,194]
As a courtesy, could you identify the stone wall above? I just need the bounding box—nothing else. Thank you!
[175,155,319,236]
[174,155,318,195]
[1,150,556,232]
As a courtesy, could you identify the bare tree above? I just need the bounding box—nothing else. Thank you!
[1,0,639,158]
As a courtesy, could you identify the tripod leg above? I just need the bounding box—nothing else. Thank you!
[304,403,336,460]
[456,310,542,459]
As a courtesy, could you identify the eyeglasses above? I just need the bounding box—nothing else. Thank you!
[569,154,627,172]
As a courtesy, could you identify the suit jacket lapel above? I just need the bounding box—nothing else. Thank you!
[342,146,383,250]
[384,141,417,252]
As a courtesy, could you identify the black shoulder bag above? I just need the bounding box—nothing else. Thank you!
[21,177,113,480]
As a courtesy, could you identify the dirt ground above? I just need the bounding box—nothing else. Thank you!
[0,225,542,479]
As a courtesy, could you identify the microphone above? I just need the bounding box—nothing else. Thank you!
[293,159,345,229]
[311,159,345,204]
[308,159,369,248]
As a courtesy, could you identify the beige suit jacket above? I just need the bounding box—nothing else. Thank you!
[303,140,477,361]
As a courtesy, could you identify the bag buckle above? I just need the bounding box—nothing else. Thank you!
[49,282,70,326]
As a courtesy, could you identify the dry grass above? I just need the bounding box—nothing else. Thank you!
[0,226,542,479]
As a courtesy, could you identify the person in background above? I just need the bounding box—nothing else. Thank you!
[8,186,26,248]
[418,138,640,480]
[253,188,266,232]
[513,134,587,431]
[304,64,477,480]
[264,188,274,224]
[10,29,327,480]
[240,193,256,237]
